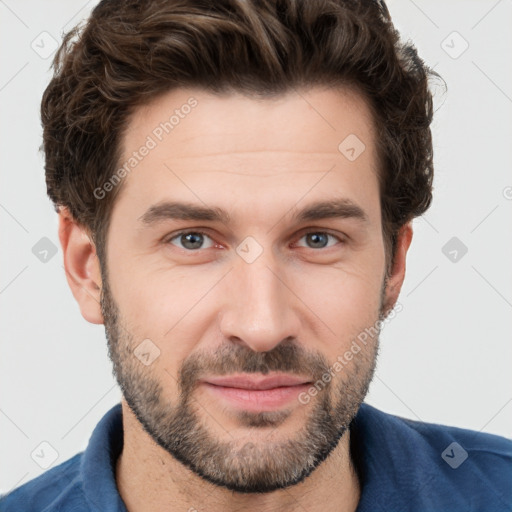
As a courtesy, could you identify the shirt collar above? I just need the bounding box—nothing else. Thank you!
[80,403,127,512]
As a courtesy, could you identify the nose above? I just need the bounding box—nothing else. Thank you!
[219,252,301,353]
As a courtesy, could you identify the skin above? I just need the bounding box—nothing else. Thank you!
[59,86,412,512]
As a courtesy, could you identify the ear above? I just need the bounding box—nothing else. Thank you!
[382,223,413,315]
[58,207,104,324]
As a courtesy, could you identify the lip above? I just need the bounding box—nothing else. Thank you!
[200,373,312,412]
[201,373,311,390]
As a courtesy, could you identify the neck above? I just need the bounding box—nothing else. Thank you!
[115,400,361,512]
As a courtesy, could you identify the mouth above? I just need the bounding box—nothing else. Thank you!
[199,373,313,411]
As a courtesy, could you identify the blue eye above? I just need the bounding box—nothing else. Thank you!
[166,230,342,252]
[168,231,215,251]
[296,232,341,249]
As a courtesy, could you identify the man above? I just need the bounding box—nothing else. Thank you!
[1,0,511,511]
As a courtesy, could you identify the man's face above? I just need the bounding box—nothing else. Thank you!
[101,86,391,493]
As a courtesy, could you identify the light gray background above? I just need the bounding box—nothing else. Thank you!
[1,0,511,494]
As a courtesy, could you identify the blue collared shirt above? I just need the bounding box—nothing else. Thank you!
[1,402,511,511]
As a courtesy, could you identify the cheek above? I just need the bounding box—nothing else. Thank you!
[110,252,384,321]
[107,261,222,366]
[289,258,384,351]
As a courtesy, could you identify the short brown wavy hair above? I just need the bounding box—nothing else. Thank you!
[42,0,440,269]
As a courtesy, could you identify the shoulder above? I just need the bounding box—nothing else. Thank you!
[357,401,512,456]
[0,403,125,512]
[352,403,512,511]
[0,453,89,512]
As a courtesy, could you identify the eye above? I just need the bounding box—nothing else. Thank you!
[164,229,343,253]
[295,231,342,249]
[167,231,216,251]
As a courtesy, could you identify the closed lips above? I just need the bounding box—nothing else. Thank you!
[202,374,312,390]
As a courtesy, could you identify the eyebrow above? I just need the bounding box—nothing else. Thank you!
[138,198,368,226]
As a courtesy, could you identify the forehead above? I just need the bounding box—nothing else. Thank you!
[112,85,381,227]
[124,85,377,159]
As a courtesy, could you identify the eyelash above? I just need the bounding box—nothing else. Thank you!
[164,229,345,252]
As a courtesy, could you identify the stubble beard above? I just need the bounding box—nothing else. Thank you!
[101,274,384,493]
